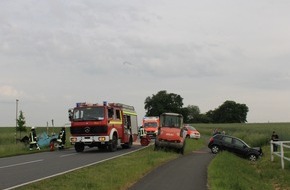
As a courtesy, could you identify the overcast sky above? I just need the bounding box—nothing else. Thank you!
[1,0,290,127]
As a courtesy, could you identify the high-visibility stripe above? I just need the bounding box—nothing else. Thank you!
[123,110,137,116]
[30,132,36,144]
[109,121,122,125]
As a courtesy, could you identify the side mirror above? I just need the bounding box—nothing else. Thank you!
[68,109,73,121]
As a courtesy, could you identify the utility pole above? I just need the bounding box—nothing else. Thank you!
[16,99,19,144]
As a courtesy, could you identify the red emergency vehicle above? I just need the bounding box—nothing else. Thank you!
[154,113,186,154]
[142,116,159,138]
[69,101,138,152]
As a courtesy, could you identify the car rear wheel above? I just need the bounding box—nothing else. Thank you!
[211,145,220,154]
[249,154,257,161]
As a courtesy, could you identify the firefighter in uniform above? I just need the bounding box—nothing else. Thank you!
[57,127,66,149]
[29,127,40,150]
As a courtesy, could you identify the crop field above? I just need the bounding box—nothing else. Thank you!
[1,123,290,189]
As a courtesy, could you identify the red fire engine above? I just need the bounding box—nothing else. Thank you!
[142,116,159,138]
[69,101,138,152]
[154,113,186,154]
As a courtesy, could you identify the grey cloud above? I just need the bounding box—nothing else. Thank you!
[1,0,290,125]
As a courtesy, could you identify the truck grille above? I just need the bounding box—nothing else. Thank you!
[70,125,108,135]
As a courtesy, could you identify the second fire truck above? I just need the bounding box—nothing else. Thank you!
[142,116,159,138]
[69,101,138,152]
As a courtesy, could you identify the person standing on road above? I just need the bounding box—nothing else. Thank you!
[57,127,66,149]
[271,131,279,152]
[29,127,40,151]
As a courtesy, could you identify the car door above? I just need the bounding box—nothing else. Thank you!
[221,136,233,151]
[231,138,247,156]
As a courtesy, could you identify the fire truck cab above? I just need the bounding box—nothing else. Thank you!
[142,116,159,138]
[69,101,138,152]
[154,113,186,154]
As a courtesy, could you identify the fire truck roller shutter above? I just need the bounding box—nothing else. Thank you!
[123,110,138,141]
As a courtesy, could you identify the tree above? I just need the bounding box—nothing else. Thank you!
[198,113,212,123]
[17,110,27,138]
[185,105,201,123]
[144,90,184,117]
[209,100,249,123]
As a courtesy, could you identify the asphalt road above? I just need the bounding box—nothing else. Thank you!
[128,147,215,190]
[1,145,215,190]
[0,144,146,190]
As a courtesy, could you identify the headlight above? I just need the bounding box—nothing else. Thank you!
[98,137,106,142]
[70,137,77,143]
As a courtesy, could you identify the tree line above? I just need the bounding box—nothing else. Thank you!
[144,90,249,123]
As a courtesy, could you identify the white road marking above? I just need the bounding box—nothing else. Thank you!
[60,153,78,157]
[0,159,44,169]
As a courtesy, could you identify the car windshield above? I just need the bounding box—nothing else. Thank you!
[239,139,251,148]
[186,126,196,131]
[73,107,104,121]
[144,122,158,128]
[162,115,181,128]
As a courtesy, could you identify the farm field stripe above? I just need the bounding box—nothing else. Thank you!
[0,159,43,169]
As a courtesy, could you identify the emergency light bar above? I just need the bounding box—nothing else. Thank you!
[75,101,134,110]
[76,102,86,107]
[109,103,135,111]
[76,102,99,107]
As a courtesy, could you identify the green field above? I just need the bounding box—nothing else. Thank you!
[1,123,290,190]
[198,123,290,190]
[0,126,69,157]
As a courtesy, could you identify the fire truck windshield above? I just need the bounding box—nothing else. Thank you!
[73,107,104,121]
[144,122,158,128]
[163,116,181,128]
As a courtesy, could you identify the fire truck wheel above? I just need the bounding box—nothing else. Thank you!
[75,143,85,152]
[108,135,118,152]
